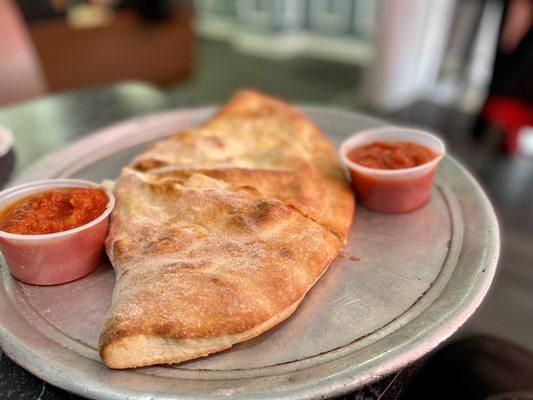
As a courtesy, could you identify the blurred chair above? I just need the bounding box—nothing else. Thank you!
[0,0,47,106]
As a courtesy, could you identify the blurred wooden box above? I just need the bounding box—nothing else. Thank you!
[28,6,194,92]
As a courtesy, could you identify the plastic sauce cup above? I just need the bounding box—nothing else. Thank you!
[340,127,445,214]
[0,179,115,285]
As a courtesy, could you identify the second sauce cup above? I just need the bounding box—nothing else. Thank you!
[340,127,445,213]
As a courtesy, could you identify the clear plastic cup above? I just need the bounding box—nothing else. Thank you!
[0,125,13,159]
[0,179,115,285]
[340,127,445,213]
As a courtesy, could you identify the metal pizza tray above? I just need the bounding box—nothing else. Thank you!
[0,106,500,400]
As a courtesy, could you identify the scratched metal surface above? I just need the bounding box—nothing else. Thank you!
[0,106,499,400]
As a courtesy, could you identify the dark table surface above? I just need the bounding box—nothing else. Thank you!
[0,82,412,400]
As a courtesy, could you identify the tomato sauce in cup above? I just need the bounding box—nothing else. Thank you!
[347,141,439,170]
[0,180,114,285]
[340,128,445,213]
[0,187,109,235]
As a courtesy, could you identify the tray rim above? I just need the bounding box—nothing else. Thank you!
[0,106,500,399]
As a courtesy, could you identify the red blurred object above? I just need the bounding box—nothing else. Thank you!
[481,96,533,153]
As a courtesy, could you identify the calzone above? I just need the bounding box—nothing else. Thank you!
[99,90,355,368]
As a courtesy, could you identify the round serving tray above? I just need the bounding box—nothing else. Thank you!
[0,106,499,399]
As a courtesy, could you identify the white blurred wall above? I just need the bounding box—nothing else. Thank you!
[194,0,501,112]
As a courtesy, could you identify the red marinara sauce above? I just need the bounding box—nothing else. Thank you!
[347,141,439,170]
[0,187,109,235]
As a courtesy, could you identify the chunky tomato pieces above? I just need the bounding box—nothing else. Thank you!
[0,187,108,235]
[348,141,439,170]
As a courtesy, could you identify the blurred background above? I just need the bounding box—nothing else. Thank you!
[0,0,532,396]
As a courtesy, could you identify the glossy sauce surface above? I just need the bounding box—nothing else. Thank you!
[348,141,438,170]
[0,187,108,235]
